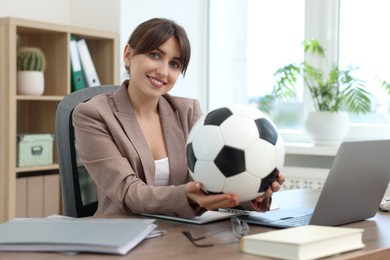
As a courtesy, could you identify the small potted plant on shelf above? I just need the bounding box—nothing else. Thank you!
[17,47,46,96]
[264,38,382,145]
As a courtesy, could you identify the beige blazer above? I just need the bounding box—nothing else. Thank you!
[73,81,203,218]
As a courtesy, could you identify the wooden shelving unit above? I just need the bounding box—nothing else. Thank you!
[0,17,119,223]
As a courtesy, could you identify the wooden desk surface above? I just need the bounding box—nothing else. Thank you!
[0,189,389,260]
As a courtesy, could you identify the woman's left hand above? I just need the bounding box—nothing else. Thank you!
[251,173,285,211]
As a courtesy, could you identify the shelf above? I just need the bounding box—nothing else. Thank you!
[16,164,59,173]
[17,95,65,101]
[0,17,119,223]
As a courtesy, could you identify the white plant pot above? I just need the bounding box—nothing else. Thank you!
[17,71,45,96]
[304,111,350,146]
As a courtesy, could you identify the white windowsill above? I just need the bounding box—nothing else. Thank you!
[281,123,390,156]
[284,142,339,156]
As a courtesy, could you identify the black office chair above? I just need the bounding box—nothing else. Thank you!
[55,85,120,217]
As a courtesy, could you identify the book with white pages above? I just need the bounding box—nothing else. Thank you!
[0,217,157,255]
[241,225,365,260]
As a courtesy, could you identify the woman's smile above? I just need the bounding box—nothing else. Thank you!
[148,76,166,89]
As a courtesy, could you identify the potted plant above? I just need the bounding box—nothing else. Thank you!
[17,47,46,95]
[265,39,376,145]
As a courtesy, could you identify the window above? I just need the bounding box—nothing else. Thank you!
[209,0,390,142]
[247,0,305,129]
[339,0,390,124]
[209,0,305,129]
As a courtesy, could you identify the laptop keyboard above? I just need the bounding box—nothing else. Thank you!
[270,214,312,227]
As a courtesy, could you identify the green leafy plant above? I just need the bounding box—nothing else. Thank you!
[17,47,46,72]
[381,80,390,96]
[264,39,378,115]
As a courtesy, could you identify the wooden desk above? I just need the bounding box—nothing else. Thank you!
[0,189,389,260]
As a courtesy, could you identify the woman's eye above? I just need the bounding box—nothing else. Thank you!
[170,61,182,70]
[149,52,160,59]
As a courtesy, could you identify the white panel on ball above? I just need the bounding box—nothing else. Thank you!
[219,115,260,150]
[192,126,224,161]
[245,139,277,178]
[193,161,226,192]
[224,172,262,201]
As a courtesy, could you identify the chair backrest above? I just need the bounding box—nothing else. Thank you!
[55,85,120,217]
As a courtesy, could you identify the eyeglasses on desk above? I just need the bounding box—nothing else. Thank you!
[182,216,250,247]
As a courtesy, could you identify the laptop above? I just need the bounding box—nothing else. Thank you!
[240,139,390,228]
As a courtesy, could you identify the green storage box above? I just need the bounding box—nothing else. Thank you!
[17,134,54,167]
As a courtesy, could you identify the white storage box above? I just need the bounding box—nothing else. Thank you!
[17,134,54,167]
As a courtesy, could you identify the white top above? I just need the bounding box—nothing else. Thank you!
[154,157,169,186]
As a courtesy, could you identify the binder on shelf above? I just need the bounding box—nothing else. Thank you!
[77,38,101,87]
[70,35,87,92]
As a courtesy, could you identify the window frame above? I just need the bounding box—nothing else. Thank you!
[208,0,390,143]
[300,0,390,143]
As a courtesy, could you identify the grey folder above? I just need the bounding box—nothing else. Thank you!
[241,139,390,228]
[0,217,156,255]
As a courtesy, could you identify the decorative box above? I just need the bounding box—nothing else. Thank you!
[17,134,54,167]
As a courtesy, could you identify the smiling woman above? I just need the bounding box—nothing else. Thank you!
[72,17,285,219]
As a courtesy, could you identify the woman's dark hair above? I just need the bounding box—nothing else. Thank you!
[126,18,191,76]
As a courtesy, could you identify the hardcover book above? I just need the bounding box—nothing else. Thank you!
[241,225,365,260]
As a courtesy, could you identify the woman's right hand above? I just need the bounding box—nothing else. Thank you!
[185,181,240,210]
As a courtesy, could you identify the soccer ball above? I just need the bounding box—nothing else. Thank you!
[186,105,285,202]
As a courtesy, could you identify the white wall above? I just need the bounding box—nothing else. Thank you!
[120,0,209,110]
[0,0,208,110]
[68,0,120,32]
[0,0,120,33]
[0,0,70,25]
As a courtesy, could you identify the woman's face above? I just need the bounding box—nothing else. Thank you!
[124,37,183,99]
